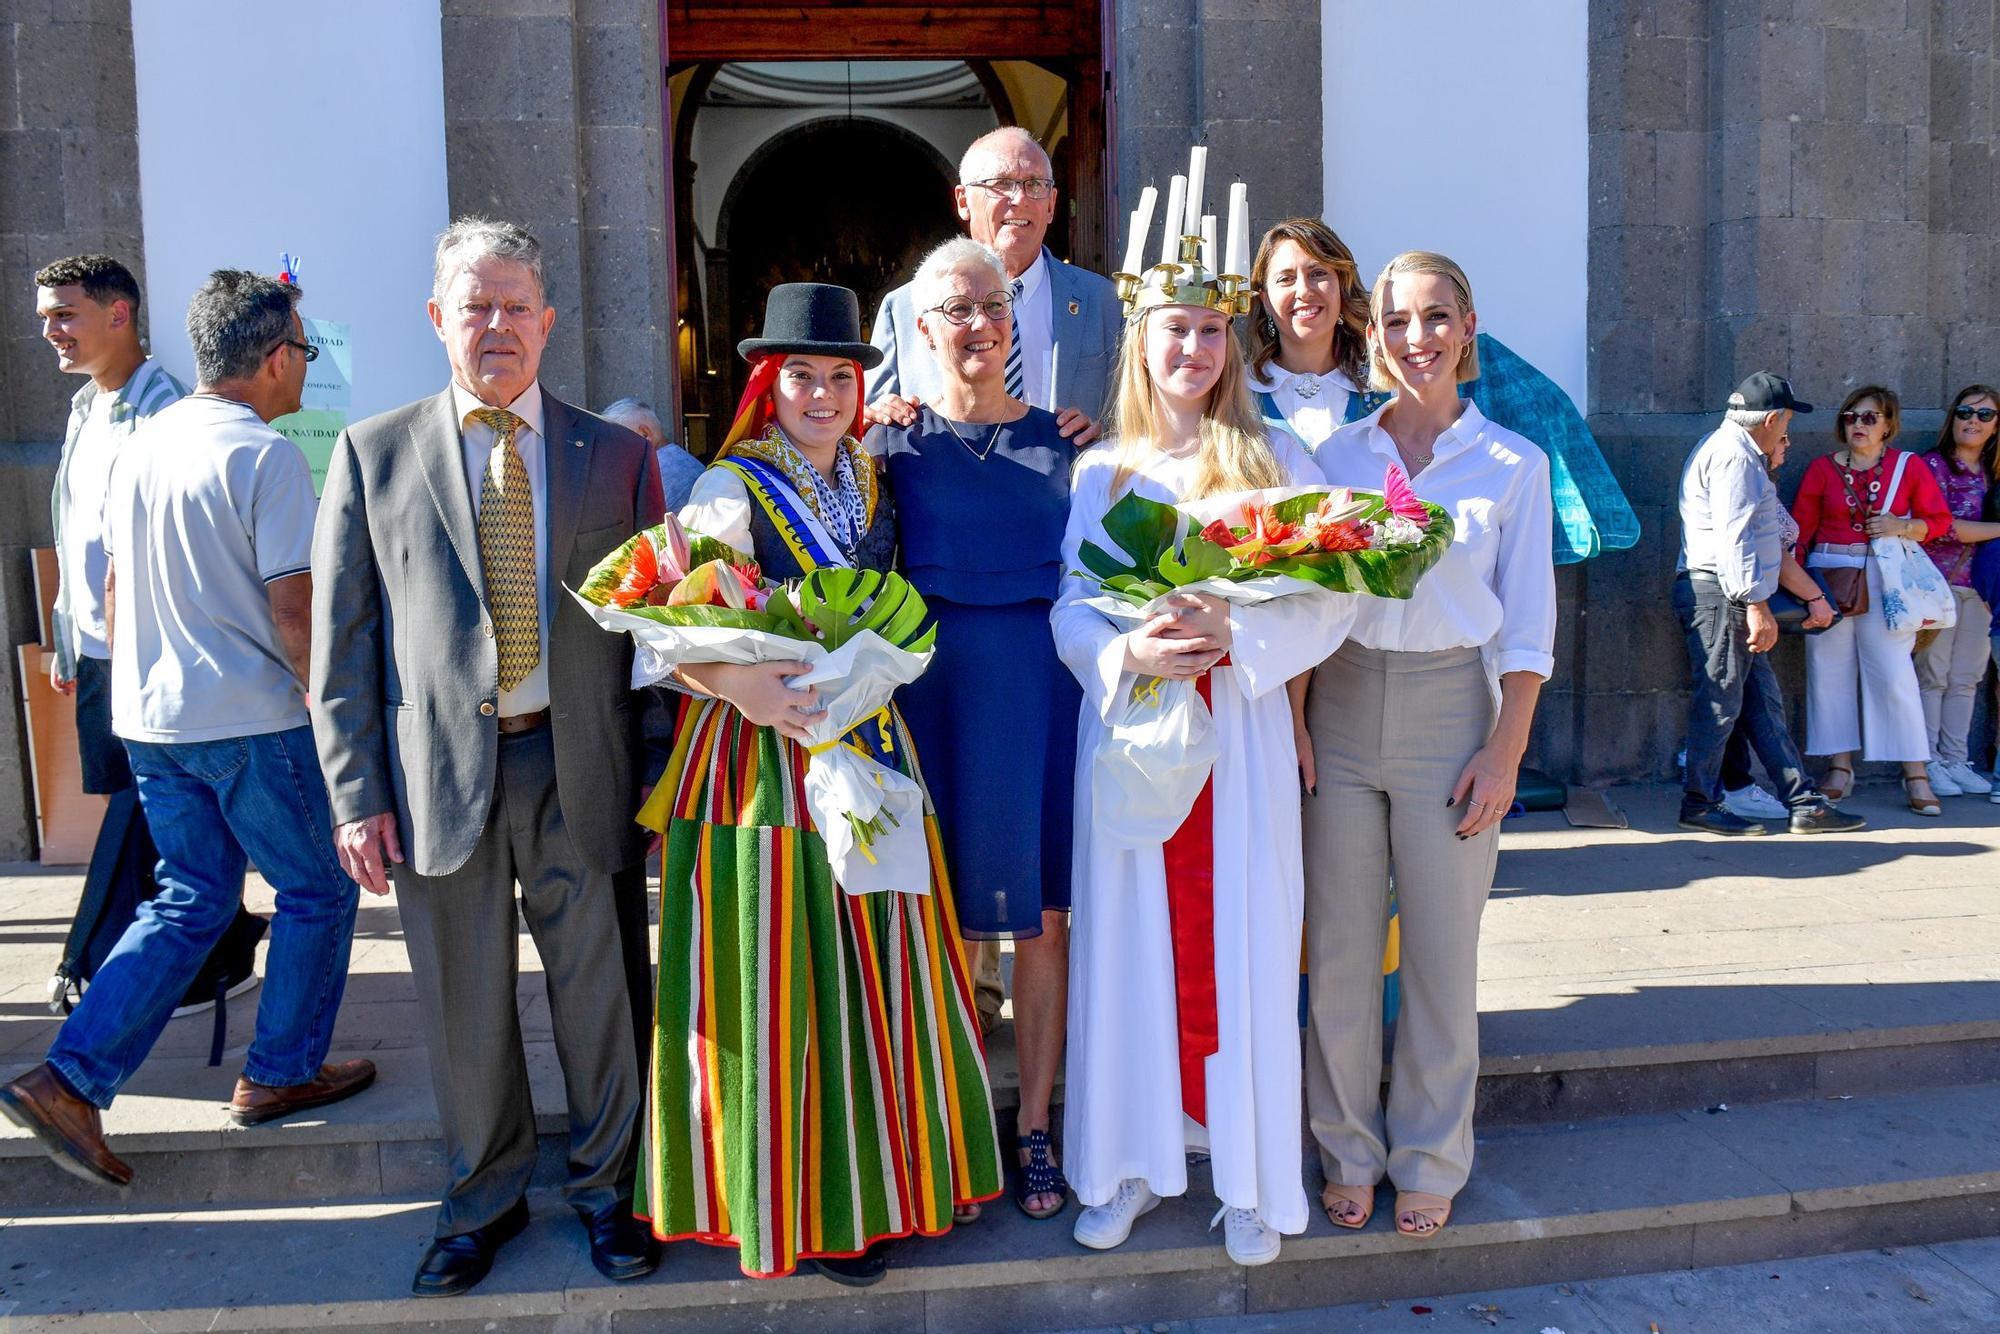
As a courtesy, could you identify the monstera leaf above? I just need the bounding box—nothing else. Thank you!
[779,567,938,654]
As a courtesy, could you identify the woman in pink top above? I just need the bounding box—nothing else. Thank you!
[1915,385,2000,797]
[1791,385,1954,814]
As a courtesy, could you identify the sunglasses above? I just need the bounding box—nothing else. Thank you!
[1954,405,1998,423]
[1838,410,1884,427]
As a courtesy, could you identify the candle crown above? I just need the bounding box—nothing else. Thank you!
[1110,151,1253,320]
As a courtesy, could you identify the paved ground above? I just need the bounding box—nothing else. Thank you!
[1066,1238,2000,1333]
[5,778,1997,1125]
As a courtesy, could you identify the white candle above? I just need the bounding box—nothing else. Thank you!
[1224,181,1251,278]
[1160,174,1187,267]
[1200,215,1217,275]
[1120,185,1157,276]
[1184,145,1208,236]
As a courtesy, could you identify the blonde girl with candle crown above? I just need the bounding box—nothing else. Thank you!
[1052,290,1357,1267]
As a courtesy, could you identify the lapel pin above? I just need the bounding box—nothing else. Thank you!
[1068,298,1081,316]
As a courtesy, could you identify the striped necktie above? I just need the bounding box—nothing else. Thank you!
[469,406,540,692]
[1004,277,1025,400]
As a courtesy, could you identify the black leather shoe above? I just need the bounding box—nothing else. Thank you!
[809,1240,893,1287]
[1677,804,1769,836]
[584,1202,661,1282]
[1790,801,1866,835]
[411,1197,531,1298]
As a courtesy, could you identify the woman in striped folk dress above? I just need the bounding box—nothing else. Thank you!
[634,284,1001,1286]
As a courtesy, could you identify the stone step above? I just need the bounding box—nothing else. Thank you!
[9,1000,2000,1215]
[5,1080,1999,1333]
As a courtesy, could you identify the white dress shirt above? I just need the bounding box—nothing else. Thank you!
[1244,362,1357,453]
[1011,248,1055,410]
[1316,400,1557,683]
[58,391,121,660]
[454,380,550,716]
[1675,420,1784,604]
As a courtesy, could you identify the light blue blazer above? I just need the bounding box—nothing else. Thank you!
[866,246,1122,422]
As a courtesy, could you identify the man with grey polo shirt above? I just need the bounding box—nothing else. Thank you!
[0,271,373,1189]
[1675,372,1861,838]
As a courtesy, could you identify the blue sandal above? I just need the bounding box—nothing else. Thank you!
[1013,1127,1069,1220]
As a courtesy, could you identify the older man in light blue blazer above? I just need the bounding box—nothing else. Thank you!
[865,125,1120,443]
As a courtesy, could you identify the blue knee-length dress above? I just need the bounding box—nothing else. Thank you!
[867,405,1080,939]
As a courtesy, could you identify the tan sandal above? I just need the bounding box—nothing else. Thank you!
[1393,1191,1452,1240]
[1321,1182,1376,1230]
[1904,775,1942,817]
[1821,762,1854,803]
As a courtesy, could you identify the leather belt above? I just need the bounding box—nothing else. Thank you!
[497,708,549,734]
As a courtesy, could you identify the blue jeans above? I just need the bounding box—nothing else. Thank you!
[47,724,358,1108]
[1674,574,1819,812]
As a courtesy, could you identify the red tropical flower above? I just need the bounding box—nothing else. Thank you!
[608,532,659,607]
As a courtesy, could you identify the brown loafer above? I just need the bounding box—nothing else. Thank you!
[0,1063,133,1188]
[230,1058,377,1127]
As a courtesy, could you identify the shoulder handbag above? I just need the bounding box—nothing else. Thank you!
[1769,565,1843,635]
[1871,450,1957,636]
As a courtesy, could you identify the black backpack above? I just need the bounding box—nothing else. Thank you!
[48,789,268,1066]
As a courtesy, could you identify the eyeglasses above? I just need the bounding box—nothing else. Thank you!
[1838,409,1884,427]
[926,293,1013,326]
[967,176,1055,201]
[270,337,319,363]
[1954,405,1998,423]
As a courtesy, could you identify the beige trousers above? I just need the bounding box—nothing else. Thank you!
[970,938,1006,1031]
[1916,585,1991,765]
[1302,643,1498,1199]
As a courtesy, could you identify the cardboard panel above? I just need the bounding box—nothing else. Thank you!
[18,644,107,865]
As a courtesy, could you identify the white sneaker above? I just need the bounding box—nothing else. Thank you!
[1073,1178,1160,1250]
[1721,783,1788,820]
[1211,1203,1281,1266]
[1926,761,1965,797]
[1944,762,1992,795]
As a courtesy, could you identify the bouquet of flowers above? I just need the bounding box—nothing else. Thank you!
[1071,465,1454,843]
[572,516,939,897]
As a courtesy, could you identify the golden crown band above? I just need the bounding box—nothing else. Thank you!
[1113,235,1253,320]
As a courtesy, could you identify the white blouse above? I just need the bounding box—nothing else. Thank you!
[1315,399,1557,681]
[1244,363,1358,453]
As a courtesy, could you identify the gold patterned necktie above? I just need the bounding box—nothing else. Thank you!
[469,406,540,691]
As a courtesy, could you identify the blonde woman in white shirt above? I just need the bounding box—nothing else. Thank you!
[1242,218,1374,451]
[1300,252,1556,1241]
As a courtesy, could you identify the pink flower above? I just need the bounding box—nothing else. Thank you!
[1383,464,1429,525]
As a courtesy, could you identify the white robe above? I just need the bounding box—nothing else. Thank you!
[1052,435,1357,1235]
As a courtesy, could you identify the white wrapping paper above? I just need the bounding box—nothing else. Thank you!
[1078,574,1320,846]
[571,590,934,894]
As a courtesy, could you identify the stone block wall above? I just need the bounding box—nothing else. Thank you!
[0,1,146,858]
[440,0,671,415]
[1569,0,2000,782]
[1111,0,1323,262]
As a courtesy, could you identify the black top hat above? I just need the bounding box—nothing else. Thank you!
[737,282,884,369]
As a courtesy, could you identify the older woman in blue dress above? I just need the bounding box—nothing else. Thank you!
[1301,251,1556,1241]
[864,238,1081,1221]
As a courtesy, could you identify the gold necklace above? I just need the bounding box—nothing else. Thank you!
[939,414,1004,462]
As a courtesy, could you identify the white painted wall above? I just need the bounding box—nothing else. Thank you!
[130,0,451,420]
[1322,0,1590,410]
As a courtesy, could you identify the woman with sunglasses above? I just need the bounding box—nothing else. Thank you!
[863,237,1081,1223]
[1244,218,1375,451]
[1914,386,2000,797]
[1791,386,1954,814]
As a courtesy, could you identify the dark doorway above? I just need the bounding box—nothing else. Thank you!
[718,120,958,413]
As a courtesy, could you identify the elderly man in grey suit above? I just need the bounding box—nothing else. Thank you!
[311,218,664,1298]
[866,124,1120,445]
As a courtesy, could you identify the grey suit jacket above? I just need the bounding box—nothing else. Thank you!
[867,247,1122,422]
[310,387,666,878]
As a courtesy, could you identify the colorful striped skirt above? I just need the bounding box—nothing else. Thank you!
[635,696,1002,1278]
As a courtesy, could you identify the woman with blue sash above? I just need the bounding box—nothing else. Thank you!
[636,283,1000,1286]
